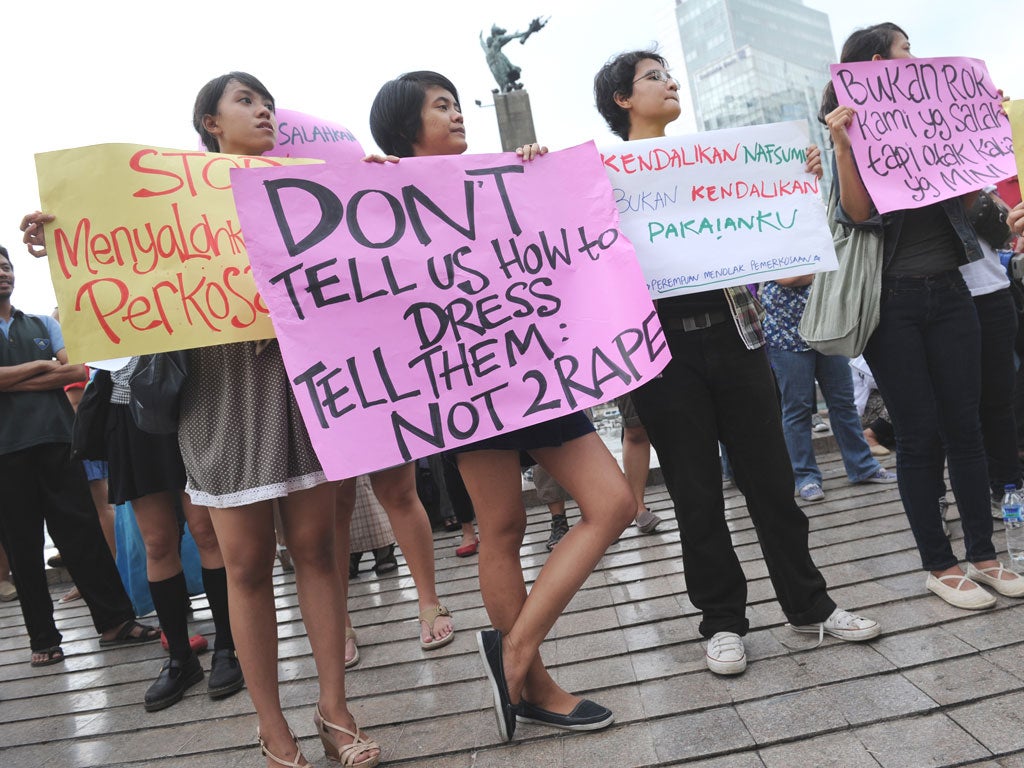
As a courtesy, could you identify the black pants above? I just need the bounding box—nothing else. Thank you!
[441,451,475,524]
[865,272,995,571]
[0,443,134,651]
[974,288,1021,495]
[630,322,835,637]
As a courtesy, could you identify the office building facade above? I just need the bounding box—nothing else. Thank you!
[675,0,836,152]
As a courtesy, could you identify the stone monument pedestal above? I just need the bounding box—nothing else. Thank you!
[493,89,537,152]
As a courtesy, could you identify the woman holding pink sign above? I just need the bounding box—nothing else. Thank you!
[185,72,379,768]
[369,70,636,744]
[822,23,1024,609]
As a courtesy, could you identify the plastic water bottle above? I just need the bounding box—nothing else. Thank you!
[1001,485,1024,571]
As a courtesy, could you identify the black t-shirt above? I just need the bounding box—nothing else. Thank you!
[887,203,962,276]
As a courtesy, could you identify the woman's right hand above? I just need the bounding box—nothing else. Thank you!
[1008,201,1024,237]
[824,105,856,153]
[20,211,54,258]
[361,154,400,164]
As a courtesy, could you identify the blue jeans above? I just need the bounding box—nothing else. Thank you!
[768,347,881,490]
[864,270,995,571]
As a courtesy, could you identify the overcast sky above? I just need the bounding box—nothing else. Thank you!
[2,0,1019,313]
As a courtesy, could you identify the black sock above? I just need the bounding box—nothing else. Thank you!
[201,566,234,651]
[149,571,190,661]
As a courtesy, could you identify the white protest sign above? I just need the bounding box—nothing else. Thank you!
[600,121,837,297]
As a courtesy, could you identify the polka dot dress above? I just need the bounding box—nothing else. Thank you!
[178,340,326,508]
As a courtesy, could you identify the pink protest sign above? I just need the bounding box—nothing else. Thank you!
[830,56,1014,214]
[230,142,668,479]
[206,108,364,162]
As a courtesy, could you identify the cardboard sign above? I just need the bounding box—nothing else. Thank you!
[231,142,669,478]
[1006,99,1024,184]
[829,56,1014,213]
[268,108,364,163]
[600,121,837,298]
[35,144,317,362]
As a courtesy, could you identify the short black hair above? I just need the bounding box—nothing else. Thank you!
[369,71,461,158]
[594,50,667,140]
[818,23,908,125]
[0,245,10,267]
[193,71,275,152]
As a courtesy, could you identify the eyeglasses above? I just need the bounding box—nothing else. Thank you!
[633,69,677,85]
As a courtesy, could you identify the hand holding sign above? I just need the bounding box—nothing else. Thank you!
[34,144,319,362]
[230,142,668,479]
[829,56,1015,213]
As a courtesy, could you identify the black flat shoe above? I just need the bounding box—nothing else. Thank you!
[207,648,245,699]
[516,698,614,731]
[476,629,517,742]
[372,545,398,575]
[144,653,204,712]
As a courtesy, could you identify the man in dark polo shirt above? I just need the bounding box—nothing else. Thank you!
[593,52,882,675]
[0,246,157,666]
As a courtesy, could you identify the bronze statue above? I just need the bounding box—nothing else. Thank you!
[480,17,549,92]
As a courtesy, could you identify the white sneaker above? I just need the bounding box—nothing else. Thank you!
[790,608,881,642]
[705,631,746,675]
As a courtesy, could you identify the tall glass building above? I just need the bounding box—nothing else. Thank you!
[675,0,836,152]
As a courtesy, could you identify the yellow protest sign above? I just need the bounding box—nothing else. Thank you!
[35,144,317,362]
[1008,100,1024,183]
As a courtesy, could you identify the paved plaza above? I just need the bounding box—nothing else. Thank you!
[2,449,1024,767]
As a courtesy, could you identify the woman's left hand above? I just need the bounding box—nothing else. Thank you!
[515,142,548,162]
[804,145,823,180]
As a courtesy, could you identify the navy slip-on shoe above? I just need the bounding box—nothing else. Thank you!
[516,698,615,731]
[476,629,517,742]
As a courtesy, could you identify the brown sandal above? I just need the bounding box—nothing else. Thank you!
[30,646,64,667]
[419,604,455,650]
[313,703,380,766]
[258,728,309,767]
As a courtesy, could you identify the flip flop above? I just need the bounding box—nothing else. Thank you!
[345,626,360,669]
[419,604,456,650]
[30,646,65,667]
[99,619,161,647]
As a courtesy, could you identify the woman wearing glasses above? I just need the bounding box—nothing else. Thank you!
[368,70,636,743]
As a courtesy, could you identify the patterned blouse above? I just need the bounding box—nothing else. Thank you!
[760,281,811,352]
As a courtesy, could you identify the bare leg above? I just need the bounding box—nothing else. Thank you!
[88,478,117,556]
[459,521,477,549]
[132,492,184,581]
[459,434,635,711]
[335,480,359,666]
[205,501,299,765]
[369,463,452,645]
[0,540,12,581]
[180,494,223,569]
[281,483,377,764]
[621,424,651,520]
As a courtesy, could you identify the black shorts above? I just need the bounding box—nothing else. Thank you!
[454,411,595,467]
